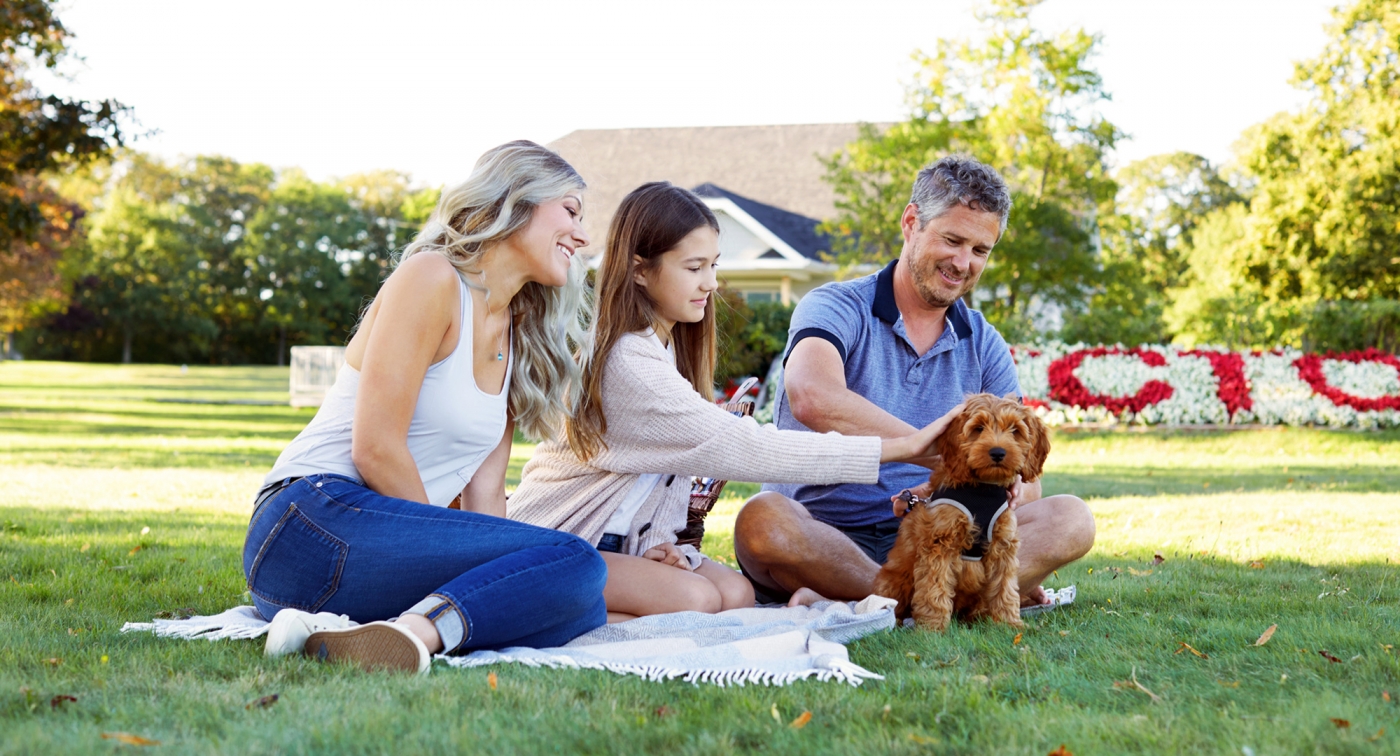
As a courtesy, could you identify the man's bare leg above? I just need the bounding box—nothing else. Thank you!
[1013,494,1096,606]
[734,492,880,601]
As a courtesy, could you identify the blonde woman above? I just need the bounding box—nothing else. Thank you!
[508,182,957,621]
[243,141,606,673]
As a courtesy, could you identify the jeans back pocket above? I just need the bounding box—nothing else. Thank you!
[247,503,349,612]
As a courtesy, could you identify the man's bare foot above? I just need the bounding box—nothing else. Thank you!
[1020,585,1049,609]
[786,587,830,608]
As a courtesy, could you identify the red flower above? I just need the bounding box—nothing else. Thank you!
[1047,347,1174,414]
[1180,350,1253,417]
[1293,349,1400,412]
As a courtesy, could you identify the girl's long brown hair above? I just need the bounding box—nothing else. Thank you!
[567,182,719,461]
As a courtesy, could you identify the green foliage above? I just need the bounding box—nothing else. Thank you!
[820,0,1118,337]
[1162,0,1400,350]
[713,289,793,386]
[23,156,437,364]
[0,2,126,340]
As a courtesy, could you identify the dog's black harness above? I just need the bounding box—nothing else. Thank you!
[898,483,1012,562]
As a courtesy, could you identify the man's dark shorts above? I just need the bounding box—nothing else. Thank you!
[739,519,901,605]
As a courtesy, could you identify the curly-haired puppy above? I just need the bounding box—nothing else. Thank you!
[872,393,1050,630]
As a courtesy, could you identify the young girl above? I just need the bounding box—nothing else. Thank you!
[507,182,954,620]
[243,141,607,672]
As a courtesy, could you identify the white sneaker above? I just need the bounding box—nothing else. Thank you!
[305,621,432,675]
[264,609,355,657]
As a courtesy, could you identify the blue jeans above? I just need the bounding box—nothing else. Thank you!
[242,474,608,653]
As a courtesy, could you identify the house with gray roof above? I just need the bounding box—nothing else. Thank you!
[548,124,879,305]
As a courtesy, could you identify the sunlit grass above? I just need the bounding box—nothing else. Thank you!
[2,361,1398,754]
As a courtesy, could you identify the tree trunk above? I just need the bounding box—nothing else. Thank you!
[277,325,287,367]
[1,330,12,359]
[122,327,133,364]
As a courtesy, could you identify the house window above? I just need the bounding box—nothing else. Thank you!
[745,291,777,304]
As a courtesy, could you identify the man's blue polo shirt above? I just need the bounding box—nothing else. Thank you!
[762,259,1021,528]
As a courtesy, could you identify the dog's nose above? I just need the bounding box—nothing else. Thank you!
[989,447,1006,463]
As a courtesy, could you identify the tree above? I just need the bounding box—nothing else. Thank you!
[1219,0,1400,347]
[1062,153,1245,345]
[819,0,1120,341]
[1,1,126,352]
[77,186,215,363]
[241,171,363,365]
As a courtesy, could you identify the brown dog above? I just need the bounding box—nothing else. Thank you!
[872,393,1050,630]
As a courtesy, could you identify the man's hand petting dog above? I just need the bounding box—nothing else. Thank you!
[642,542,692,570]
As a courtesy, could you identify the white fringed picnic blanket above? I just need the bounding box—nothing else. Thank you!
[121,597,898,687]
[443,596,897,687]
[120,588,1075,687]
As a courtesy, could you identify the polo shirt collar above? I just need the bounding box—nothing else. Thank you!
[873,258,973,341]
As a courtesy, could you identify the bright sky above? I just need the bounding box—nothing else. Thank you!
[36,0,1338,187]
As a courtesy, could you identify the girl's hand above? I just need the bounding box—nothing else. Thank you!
[642,543,693,571]
[879,403,964,467]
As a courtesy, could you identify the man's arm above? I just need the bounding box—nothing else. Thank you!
[785,337,917,439]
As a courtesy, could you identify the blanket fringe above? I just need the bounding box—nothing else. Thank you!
[120,621,270,641]
[438,654,884,687]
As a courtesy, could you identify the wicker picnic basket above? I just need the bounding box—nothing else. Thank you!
[675,377,759,549]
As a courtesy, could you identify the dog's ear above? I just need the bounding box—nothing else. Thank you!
[1019,407,1051,482]
[933,407,970,483]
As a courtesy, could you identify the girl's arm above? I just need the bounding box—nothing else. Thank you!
[350,254,460,504]
[592,337,946,485]
[458,419,515,517]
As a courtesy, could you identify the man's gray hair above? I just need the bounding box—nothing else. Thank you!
[910,155,1012,233]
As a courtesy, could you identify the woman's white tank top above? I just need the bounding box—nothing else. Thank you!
[263,277,511,507]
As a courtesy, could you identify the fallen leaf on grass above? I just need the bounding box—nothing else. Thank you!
[1319,650,1343,663]
[1369,728,1385,742]
[1048,746,1074,756]
[1331,718,1350,728]
[1254,624,1278,646]
[1384,691,1391,703]
[101,733,160,746]
[79,543,90,552]
[1176,642,1208,658]
[43,658,61,667]
[487,672,498,691]
[1249,561,1266,569]
[771,703,782,724]
[789,710,811,729]
[906,652,921,661]
[1013,633,1023,645]
[1218,680,1240,688]
[654,706,673,718]
[908,733,938,745]
[245,694,278,710]
[1152,552,1165,565]
[1128,568,1154,576]
[129,545,142,556]
[50,694,77,709]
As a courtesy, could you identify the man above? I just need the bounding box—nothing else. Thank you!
[733,155,1094,608]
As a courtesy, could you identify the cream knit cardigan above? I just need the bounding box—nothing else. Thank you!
[508,332,883,567]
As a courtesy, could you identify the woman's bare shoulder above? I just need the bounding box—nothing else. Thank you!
[374,252,461,314]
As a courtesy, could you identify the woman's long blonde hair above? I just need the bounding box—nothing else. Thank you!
[567,182,719,461]
[398,140,589,441]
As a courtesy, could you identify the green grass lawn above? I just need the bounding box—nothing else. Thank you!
[3,361,1398,754]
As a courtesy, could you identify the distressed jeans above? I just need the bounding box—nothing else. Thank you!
[242,474,608,653]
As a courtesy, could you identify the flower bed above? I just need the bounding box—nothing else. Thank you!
[1011,343,1400,429]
